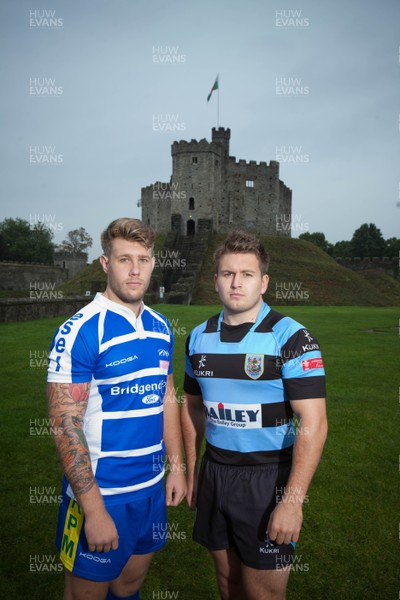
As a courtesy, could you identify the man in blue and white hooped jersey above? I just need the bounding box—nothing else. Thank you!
[47,218,186,600]
[181,230,327,600]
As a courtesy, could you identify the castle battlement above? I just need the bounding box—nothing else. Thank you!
[141,127,292,237]
[172,138,209,150]
[171,137,225,157]
[228,157,279,171]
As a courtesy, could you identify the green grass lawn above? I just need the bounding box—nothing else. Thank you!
[1,305,398,599]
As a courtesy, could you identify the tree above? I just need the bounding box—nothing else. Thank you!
[0,217,54,263]
[298,231,333,255]
[384,237,400,258]
[349,223,385,258]
[56,228,93,255]
[332,240,352,258]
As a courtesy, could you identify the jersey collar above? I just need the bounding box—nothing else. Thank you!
[217,301,271,332]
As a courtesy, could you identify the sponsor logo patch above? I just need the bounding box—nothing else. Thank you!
[142,394,160,405]
[159,360,169,372]
[302,358,324,371]
[204,400,262,429]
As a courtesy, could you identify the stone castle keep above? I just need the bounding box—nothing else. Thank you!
[141,127,292,236]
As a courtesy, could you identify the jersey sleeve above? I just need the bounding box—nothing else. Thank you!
[280,326,326,400]
[47,313,99,383]
[183,334,202,396]
[167,318,174,375]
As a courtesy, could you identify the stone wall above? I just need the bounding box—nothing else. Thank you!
[141,181,172,232]
[224,158,290,235]
[0,262,68,292]
[0,296,91,322]
[335,257,399,279]
[0,293,157,322]
[53,252,88,279]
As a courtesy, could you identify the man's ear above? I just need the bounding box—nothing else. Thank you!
[262,274,269,294]
[99,255,109,274]
[214,272,218,292]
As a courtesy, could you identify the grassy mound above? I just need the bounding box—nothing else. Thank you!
[193,235,399,306]
[57,235,399,306]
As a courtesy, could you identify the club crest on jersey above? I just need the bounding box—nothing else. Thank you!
[244,354,264,380]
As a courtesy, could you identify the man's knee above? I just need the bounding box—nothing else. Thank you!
[110,552,153,598]
[242,565,289,600]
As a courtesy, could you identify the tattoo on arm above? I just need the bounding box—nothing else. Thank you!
[48,382,95,497]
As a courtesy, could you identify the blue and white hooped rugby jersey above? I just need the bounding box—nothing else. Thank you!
[47,293,173,505]
[184,302,326,466]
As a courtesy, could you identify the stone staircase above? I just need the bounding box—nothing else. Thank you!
[149,221,212,304]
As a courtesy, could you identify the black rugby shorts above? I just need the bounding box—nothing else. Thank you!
[193,456,296,570]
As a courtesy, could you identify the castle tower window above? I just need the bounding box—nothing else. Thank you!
[246,180,254,188]
[189,197,195,210]
[192,157,198,164]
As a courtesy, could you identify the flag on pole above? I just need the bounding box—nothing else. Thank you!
[207,74,219,102]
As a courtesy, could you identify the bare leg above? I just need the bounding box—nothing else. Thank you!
[109,552,154,597]
[210,548,244,600]
[241,563,290,600]
[64,569,109,600]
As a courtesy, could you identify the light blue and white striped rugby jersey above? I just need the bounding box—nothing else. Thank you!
[47,293,174,505]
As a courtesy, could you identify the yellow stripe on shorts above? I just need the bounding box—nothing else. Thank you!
[60,498,84,571]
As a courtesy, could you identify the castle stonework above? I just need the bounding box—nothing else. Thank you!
[141,127,292,236]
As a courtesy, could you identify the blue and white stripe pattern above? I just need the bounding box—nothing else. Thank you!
[48,293,173,504]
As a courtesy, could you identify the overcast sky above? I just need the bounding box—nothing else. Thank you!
[1,0,399,261]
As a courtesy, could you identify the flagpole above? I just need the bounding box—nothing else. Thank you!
[207,74,219,126]
[217,77,219,127]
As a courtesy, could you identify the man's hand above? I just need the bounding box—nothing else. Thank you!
[165,471,187,507]
[84,509,119,553]
[185,469,198,510]
[267,501,303,545]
